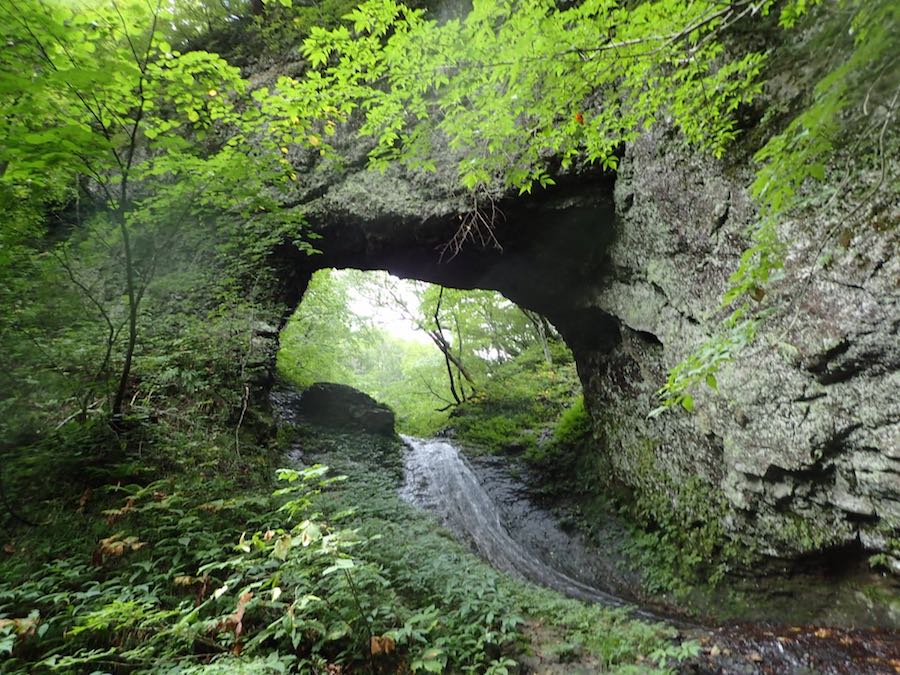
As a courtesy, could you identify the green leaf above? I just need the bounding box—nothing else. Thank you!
[325,621,350,641]
[322,557,355,575]
[0,631,15,656]
[808,163,825,181]
[273,534,293,560]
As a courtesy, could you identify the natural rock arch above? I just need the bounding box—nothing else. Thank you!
[264,126,899,574]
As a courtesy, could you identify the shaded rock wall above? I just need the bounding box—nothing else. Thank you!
[579,126,899,570]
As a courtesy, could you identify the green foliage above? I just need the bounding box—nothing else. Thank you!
[419,285,543,370]
[253,0,374,58]
[0,0,324,443]
[552,397,591,448]
[512,591,681,672]
[277,269,371,387]
[0,419,688,673]
[278,269,452,435]
[276,424,684,673]
[0,19,304,629]
[448,341,582,454]
[653,310,760,414]
[354,335,452,435]
[616,443,745,594]
[278,270,557,435]
[299,0,772,193]
[4,0,892,668]
[0,432,278,672]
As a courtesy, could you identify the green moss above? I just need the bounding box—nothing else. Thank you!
[452,411,539,454]
[552,397,591,446]
[765,512,852,554]
[624,473,745,594]
[559,425,747,595]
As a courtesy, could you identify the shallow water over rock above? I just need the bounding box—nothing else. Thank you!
[400,435,661,622]
[398,435,900,673]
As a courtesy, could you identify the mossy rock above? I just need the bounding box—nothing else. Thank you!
[297,382,396,436]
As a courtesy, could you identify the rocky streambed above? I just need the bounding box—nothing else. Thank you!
[399,436,900,674]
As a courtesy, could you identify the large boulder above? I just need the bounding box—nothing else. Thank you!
[296,383,396,436]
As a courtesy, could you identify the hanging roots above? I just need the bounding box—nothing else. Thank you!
[439,191,505,262]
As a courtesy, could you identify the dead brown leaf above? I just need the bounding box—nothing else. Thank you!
[103,497,135,526]
[370,635,396,656]
[77,488,93,513]
[0,615,37,637]
[93,533,145,565]
[196,575,211,604]
[216,591,253,638]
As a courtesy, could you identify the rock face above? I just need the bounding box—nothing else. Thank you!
[269,123,898,571]
[581,126,899,570]
[262,30,898,573]
[296,383,396,436]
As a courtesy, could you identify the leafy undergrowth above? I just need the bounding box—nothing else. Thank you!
[0,418,694,673]
[447,341,582,456]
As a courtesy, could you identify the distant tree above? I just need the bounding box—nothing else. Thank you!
[0,0,314,423]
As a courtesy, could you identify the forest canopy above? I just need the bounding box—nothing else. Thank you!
[2,0,893,430]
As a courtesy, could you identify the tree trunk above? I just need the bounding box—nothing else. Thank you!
[523,308,553,364]
[430,287,476,403]
[111,211,138,419]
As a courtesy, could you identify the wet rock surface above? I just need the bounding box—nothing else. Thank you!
[399,434,900,673]
[579,123,900,568]
[686,623,900,674]
[464,453,641,603]
[398,436,656,617]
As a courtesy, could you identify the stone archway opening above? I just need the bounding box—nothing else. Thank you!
[260,142,899,578]
[275,267,582,438]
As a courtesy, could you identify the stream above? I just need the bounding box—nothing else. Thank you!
[398,435,657,620]
[398,435,900,674]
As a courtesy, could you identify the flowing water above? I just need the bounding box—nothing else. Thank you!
[396,435,900,673]
[399,435,660,622]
